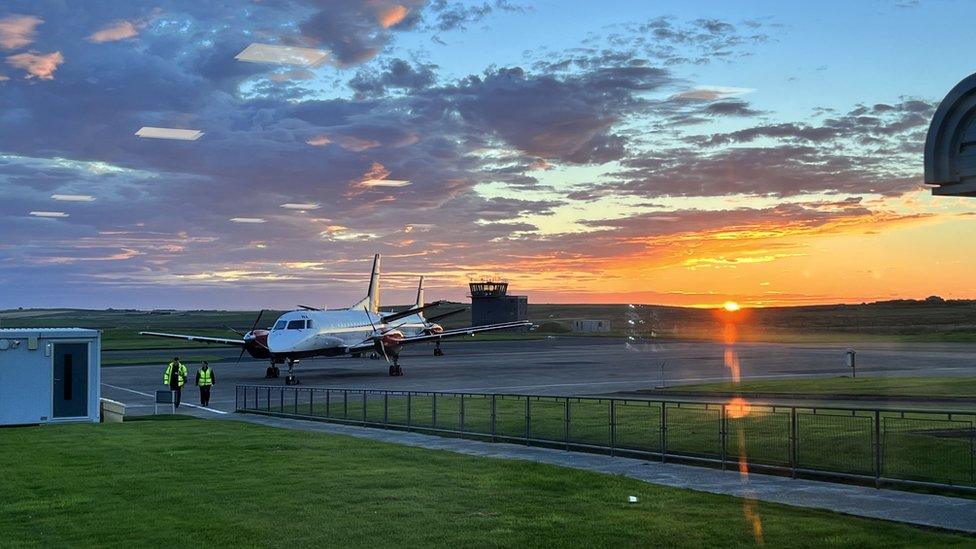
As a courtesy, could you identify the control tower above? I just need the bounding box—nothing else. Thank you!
[469,278,528,327]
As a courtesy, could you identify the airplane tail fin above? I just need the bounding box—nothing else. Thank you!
[414,276,425,316]
[349,254,381,313]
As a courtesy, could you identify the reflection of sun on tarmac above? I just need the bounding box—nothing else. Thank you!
[720,303,764,544]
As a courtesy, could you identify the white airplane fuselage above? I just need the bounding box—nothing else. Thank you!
[266,309,440,359]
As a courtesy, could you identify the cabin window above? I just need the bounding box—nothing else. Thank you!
[287,320,305,330]
[273,320,286,331]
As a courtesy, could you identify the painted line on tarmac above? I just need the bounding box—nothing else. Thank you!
[101,383,229,415]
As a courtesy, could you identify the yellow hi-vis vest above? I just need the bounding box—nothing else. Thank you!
[164,362,187,387]
[198,368,213,387]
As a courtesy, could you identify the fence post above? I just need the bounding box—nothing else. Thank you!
[661,401,667,463]
[236,386,241,411]
[433,393,438,429]
[384,392,389,426]
[720,404,727,471]
[343,390,348,419]
[874,409,882,487]
[362,390,367,425]
[267,387,271,412]
[279,387,283,412]
[294,388,298,414]
[525,397,531,445]
[564,397,571,451]
[309,388,314,416]
[491,394,497,442]
[326,389,331,418]
[407,392,412,430]
[790,407,798,478]
[460,394,465,433]
[609,400,616,456]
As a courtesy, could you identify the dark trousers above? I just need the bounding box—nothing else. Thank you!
[199,386,212,406]
[173,387,182,408]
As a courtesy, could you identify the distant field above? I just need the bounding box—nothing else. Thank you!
[1,417,969,547]
[660,376,976,399]
[2,299,976,351]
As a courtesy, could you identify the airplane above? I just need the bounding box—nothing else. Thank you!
[139,254,532,384]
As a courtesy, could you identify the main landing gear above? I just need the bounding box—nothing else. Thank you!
[265,363,280,379]
[284,358,301,385]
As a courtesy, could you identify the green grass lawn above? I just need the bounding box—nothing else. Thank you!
[243,389,976,488]
[662,377,976,398]
[0,417,970,547]
[101,354,224,366]
[101,328,239,351]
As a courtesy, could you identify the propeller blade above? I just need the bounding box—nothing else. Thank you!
[250,310,265,332]
[298,305,322,311]
[224,325,245,337]
[361,307,392,365]
[235,346,247,366]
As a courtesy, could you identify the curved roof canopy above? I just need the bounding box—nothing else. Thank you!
[925,72,976,196]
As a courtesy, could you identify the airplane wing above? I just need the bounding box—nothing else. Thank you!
[138,331,246,346]
[346,320,533,354]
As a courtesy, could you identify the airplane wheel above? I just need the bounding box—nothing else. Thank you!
[395,364,404,376]
[389,364,396,376]
[433,348,444,357]
[272,366,280,378]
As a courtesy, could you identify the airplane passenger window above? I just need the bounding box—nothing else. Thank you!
[273,321,286,331]
[287,320,305,330]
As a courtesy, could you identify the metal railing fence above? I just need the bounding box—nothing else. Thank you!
[236,384,976,493]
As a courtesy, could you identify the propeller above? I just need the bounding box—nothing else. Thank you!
[236,309,266,366]
[224,325,245,337]
[360,307,392,365]
[298,305,322,311]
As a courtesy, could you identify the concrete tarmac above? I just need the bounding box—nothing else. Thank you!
[101,337,976,414]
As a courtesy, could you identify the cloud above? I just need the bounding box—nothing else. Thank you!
[378,4,410,28]
[5,50,63,79]
[298,0,424,66]
[87,20,140,43]
[670,86,754,101]
[425,0,525,33]
[0,14,42,50]
[349,58,437,97]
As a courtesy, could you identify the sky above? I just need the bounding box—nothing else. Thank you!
[1,0,974,310]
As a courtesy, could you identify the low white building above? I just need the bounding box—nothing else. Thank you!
[0,328,101,426]
[572,319,611,333]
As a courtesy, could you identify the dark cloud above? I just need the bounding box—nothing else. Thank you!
[348,58,438,97]
[298,0,424,66]
[692,99,935,147]
[425,0,524,32]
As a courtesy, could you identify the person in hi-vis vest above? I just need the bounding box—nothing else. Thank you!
[163,357,188,409]
[196,361,215,406]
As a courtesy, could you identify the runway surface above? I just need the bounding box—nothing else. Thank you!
[101,337,976,415]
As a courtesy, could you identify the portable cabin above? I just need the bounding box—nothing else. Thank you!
[0,328,101,425]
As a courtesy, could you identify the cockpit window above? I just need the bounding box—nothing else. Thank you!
[305,320,313,329]
[273,320,286,331]
[287,320,306,330]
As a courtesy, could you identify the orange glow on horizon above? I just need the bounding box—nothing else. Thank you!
[723,301,741,312]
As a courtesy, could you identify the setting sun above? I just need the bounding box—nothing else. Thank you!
[723,301,741,312]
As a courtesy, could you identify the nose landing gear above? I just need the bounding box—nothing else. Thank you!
[433,341,444,357]
[284,358,301,385]
[387,354,403,376]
